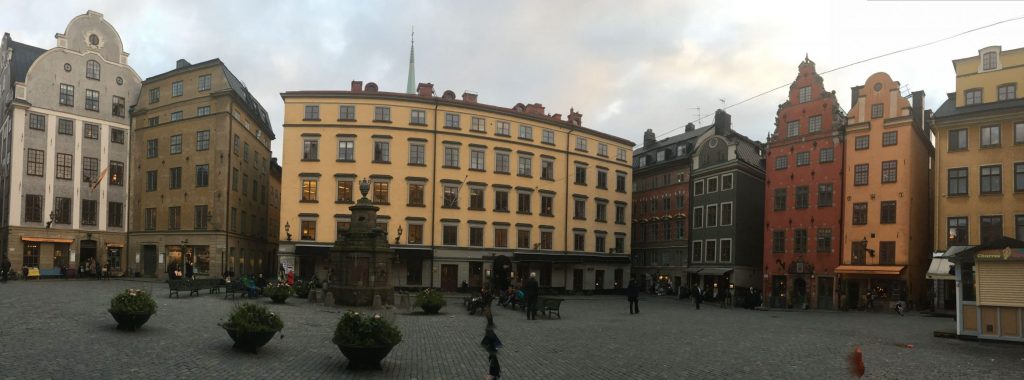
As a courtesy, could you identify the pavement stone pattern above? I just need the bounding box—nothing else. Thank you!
[1,279,1023,379]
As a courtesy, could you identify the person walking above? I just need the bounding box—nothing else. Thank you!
[1,256,11,282]
[524,273,539,320]
[626,279,640,315]
[694,284,704,310]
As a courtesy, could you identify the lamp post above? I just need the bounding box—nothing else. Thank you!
[284,222,292,241]
[46,210,56,229]
[395,225,403,245]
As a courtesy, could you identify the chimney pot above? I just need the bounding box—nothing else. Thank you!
[350,81,363,92]
[461,92,478,103]
[416,82,434,97]
[643,129,656,147]
[684,123,695,132]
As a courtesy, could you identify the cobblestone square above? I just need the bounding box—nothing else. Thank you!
[1,279,1023,379]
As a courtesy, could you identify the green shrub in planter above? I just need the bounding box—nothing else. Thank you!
[109,288,157,315]
[263,283,292,303]
[333,311,402,347]
[221,303,284,334]
[414,288,447,314]
[295,281,311,299]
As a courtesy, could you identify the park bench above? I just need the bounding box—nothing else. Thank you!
[38,268,62,278]
[169,278,224,298]
[168,279,188,298]
[224,281,244,299]
[540,298,564,319]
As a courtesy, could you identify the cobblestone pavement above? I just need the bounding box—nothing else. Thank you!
[1,279,1023,379]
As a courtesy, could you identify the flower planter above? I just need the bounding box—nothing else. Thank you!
[335,342,395,370]
[420,304,443,314]
[269,295,289,304]
[223,326,278,353]
[110,311,152,331]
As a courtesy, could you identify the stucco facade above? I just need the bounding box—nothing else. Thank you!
[0,11,140,275]
[279,82,634,292]
[763,57,846,309]
[839,72,933,309]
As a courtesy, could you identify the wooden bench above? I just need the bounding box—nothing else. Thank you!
[38,268,62,278]
[169,278,224,298]
[540,298,564,319]
[168,279,188,298]
[224,282,244,299]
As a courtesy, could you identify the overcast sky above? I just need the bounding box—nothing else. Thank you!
[6,1,1024,160]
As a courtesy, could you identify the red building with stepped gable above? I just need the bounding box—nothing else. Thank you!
[762,57,846,309]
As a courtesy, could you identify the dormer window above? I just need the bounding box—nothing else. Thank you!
[656,151,666,162]
[982,51,997,71]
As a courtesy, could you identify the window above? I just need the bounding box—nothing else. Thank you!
[373,141,390,163]
[195,165,209,187]
[82,123,98,139]
[336,180,354,203]
[496,121,510,136]
[495,151,510,173]
[60,83,75,106]
[596,201,608,222]
[540,230,553,249]
[85,59,101,80]
[190,130,209,151]
[598,143,608,157]
[145,170,157,191]
[493,227,508,247]
[230,208,237,232]
[818,183,833,207]
[981,125,1000,147]
[328,140,353,161]
[692,180,703,196]
[243,143,249,161]
[470,187,484,209]
[1017,123,1024,144]
[542,129,555,144]
[141,208,157,230]
[707,177,718,193]
[693,241,704,262]
[470,226,485,247]
[302,140,318,160]
[617,148,628,162]
[871,103,883,118]
[878,241,896,265]
[965,89,982,105]
[372,182,389,204]
[787,121,799,137]
[946,167,968,196]
[443,225,458,246]
[518,156,531,177]
[58,118,74,135]
[146,139,158,158]
[980,216,1003,244]
[444,113,460,129]
[168,206,181,230]
[775,156,788,170]
[169,167,182,189]
[462,149,483,171]
[301,179,318,201]
[798,86,811,103]
[148,88,160,104]
[406,224,423,244]
[597,170,608,189]
[494,190,509,212]
[616,173,626,192]
[881,160,897,183]
[854,164,869,186]
[82,157,99,183]
[1017,216,1024,241]
[819,148,834,163]
[853,203,867,225]
[301,220,316,240]
[881,131,898,147]
[109,161,124,185]
[574,232,585,251]
[574,198,586,219]
[442,185,459,208]
[24,194,42,222]
[575,166,586,185]
[1016,163,1024,192]
[28,113,46,131]
[470,117,485,131]
[198,74,212,91]
[410,109,426,124]
[949,129,968,151]
[443,146,459,168]
[706,204,718,227]
[705,240,717,262]
[304,105,319,120]
[855,135,869,150]
[516,228,529,249]
[595,234,607,253]
[374,106,391,122]
[808,115,822,133]
[541,160,554,180]
[195,105,211,117]
[518,125,532,140]
[575,136,587,151]
[55,153,73,180]
[25,149,44,176]
[795,186,809,209]
[110,129,124,144]
[998,84,1016,101]
[541,195,554,216]
[148,117,159,127]
[773,188,786,211]
[693,207,704,228]
[170,134,182,155]
[106,96,125,119]
[793,229,807,253]
[983,51,997,70]
[192,205,208,230]
[615,203,626,224]
[981,165,1001,194]
[796,152,810,166]
[85,89,99,111]
[50,197,70,224]
[108,202,123,228]
[816,228,832,253]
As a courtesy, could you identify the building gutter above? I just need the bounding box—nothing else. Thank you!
[429,96,438,288]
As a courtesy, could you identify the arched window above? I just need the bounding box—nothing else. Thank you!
[86,60,100,80]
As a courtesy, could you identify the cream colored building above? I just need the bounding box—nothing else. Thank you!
[279,82,634,291]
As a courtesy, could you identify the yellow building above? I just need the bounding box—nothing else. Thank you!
[279,82,634,292]
[837,72,933,309]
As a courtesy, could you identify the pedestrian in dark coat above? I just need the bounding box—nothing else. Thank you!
[695,285,704,310]
[0,257,10,282]
[626,279,640,314]
[524,273,539,320]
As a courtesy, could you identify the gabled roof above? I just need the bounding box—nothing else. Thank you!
[933,92,1024,120]
[7,37,46,84]
[633,125,713,156]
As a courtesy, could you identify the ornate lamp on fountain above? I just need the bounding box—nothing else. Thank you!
[328,178,395,306]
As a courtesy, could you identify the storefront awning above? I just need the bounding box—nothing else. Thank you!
[685,267,733,275]
[22,237,73,244]
[926,254,955,280]
[106,243,125,248]
[835,265,905,275]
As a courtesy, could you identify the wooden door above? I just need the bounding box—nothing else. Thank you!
[441,264,458,291]
[572,269,583,290]
[469,262,483,287]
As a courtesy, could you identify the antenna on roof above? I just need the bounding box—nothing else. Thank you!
[689,107,701,127]
[899,84,912,99]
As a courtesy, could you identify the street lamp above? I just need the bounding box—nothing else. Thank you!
[46,210,56,229]
[395,225,403,245]
[860,237,876,257]
[284,222,292,241]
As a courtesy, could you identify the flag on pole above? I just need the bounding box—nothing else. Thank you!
[90,166,109,191]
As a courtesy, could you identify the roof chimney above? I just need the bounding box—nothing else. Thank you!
[524,103,545,116]
[176,59,190,69]
[713,109,731,136]
[416,82,433,97]
[462,91,478,103]
[684,122,695,132]
[850,85,863,109]
[350,81,363,92]
[912,90,925,132]
[643,129,656,147]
